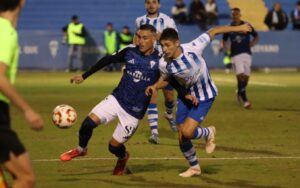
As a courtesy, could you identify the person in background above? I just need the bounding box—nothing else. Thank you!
[171,0,188,24]
[103,22,119,71]
[291,1,300,30]
[119,26,133,49]
[264,2,288,30]
[188,0,207,30]
[220,8,259,109]
[62,15,86,72]
[205,0,218,26]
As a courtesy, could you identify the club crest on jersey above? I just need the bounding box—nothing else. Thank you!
[150,60,156,69]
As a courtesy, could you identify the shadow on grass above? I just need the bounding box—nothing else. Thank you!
[262,108,300,112]
[197,144,284,156]
[199,176,282,188]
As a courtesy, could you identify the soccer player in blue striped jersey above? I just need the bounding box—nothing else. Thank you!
[136,0,178,144]
[146,24,252,177]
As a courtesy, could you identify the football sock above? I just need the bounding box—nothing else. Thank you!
[179,140,199,166]
[147,103,159,135]
[108,143,126,159]
[165,101,174,115]
[238,80,248,102]
[192,127,210,139]
[78,116,98,148]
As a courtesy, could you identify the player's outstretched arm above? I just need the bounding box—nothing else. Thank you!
[0,63,44,130]
[207,24,252,39]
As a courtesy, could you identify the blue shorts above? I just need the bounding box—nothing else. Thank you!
[164,84,173,91]
[176,98,215,124]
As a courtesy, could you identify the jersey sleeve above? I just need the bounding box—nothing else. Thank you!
[167,17,178,31]
[0,30,13,66]
[135,18,140,31]
[82,47,129,79]
[187,33,211,53]
[250,25,258,37]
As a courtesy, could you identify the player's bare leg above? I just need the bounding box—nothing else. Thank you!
[60,113,100,161]
[4,152,36,188]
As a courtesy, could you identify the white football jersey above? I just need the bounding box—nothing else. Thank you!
[159,33,218,101]
[135,12,177,33]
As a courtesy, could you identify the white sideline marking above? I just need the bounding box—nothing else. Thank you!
[32,156,300,162]
[214,78,287,87]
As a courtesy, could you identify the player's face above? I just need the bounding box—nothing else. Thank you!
[231,10,241,22]
[145,0,160,15]
[136,30,155,54]
[160,39,180,59]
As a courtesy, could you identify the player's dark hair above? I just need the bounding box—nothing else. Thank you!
[139,24,157,33]
[297,1,300,6]
[145,0,160,3]
[0,0,20,12]
[160,28,179,42]
[232,7,241,12]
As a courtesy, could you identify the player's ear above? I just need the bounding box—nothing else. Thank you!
[175,40,180,47]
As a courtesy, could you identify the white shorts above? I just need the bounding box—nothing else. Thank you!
[231,53,252,76]
[91,95,139,144]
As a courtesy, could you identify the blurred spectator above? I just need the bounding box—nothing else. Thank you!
[62,15,86,72]
[119,26,133,49]
[103,22,119,71]
[171,0,188,24]
[264,2,288,30]
[189,0,207,30]
[290,1,300,30]
[205,0,218,26]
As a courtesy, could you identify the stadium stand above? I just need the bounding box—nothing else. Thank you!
[18,0,231,31]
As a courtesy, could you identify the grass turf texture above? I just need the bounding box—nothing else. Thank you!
[4,70,300,188]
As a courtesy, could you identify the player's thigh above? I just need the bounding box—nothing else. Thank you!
[4,152,34,180]
[176,98,190,125]
[232,54,245,75]
[243,54,252,76]
[187,98,215,124]
[112,115,139,144]
[0,129,26,165]
[90,95,119,124]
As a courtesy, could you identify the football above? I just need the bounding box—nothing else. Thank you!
[52,104,77,128]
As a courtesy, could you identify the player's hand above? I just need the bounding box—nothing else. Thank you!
[239,23,252,33]
[70,75,84,84]
[145,85,157,96]
[24,110,44,131]
[185,95,199,106]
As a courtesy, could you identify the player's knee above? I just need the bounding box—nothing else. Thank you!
[79,116,97,134]
[181,126,194,139]
[108,143,126,158]
[163,90,174,102]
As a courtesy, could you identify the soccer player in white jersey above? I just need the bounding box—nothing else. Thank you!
[146,24,252,177]
[135,0,178,144]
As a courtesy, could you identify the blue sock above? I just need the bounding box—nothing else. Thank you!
[108,143,126,159]
[147,103,158,135]
[192,127,210,139]
[164,101,174,114]
[179,140,198,167]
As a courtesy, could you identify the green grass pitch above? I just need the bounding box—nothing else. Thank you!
[4,70,300,188]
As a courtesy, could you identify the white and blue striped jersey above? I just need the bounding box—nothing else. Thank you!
[135,12,177,33]
[159,33,218,101]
